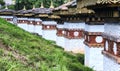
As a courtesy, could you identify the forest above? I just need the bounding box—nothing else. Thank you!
[0,0,68,10]
[15,0,67,10]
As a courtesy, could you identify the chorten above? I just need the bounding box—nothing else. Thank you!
[15,6,29,31]
[0,5,15,24]
[34,1,57,41]
[53,0,85,53]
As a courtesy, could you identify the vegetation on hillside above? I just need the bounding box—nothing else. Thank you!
[0,0,5,5]
[1,0,67,10]
[0,18,93,71]
[15,0,66,10]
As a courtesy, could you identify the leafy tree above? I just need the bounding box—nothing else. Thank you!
[0,0,5,6]
[15,0,67,10]
[15,0,32,10]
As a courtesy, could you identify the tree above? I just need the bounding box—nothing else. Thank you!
[15,0,66,10]
[0,0,5,6]
[15,0,32,10]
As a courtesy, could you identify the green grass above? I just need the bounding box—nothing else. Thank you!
[0,18,93,71]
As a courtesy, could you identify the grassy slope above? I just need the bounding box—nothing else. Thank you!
[0,18,93,71]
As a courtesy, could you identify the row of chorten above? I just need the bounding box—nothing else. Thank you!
[1,0,120,71]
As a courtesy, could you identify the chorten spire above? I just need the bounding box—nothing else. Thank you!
[5,5,8,9]
[32,5,35,9]
[68,0,71,2]
[23,6,26,10]
[49,0,54,8]
[40,1,44,8]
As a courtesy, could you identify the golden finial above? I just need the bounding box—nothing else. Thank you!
[68,0,71,2]
[50,0,54,8]
[79,10,82,14]
[32,5,35,9]
[97,0,101,4]
[111,0,118,4]
[5,5,8,9]
[40,1,44,8]
[23,6,26,10]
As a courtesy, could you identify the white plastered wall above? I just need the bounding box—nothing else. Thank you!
[85,24,104,32]
[56,24,65,48]
[85,45,104,71]
[64,38,85,53]
[103,55,120,71]
[27,18,35,33]
[103,23,120,71]
[104,24,120,37]
[0,16,13,24]
[34,18,42,35]
[42,21,57,41]
[17,17,28,31]
[84,24,104,71]
[64,22,85,29]
[64,22,85,53]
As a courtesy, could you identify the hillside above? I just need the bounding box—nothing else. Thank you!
[0,18,93,71]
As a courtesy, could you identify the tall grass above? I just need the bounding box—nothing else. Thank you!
[0,18,93,71]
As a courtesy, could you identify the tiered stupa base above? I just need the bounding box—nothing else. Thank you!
[63,22,85,53]
[85,46,103,71]
[0,16,14,24]
[17,17,28,31]
[56,24,65,48]
[27,18,35,33]
[34,18,42,36]
[42,21,57,41]
[64,38,84,53]
[84,22,104,71]
[102,23,120,71]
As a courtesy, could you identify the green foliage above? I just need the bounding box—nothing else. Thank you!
[8,5,15,9]
[15,0,32,10]
[0,18,93,71]
[0,0,5,6]
[15,0,66,10]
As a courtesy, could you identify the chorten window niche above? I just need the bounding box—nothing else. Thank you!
[105,40,109,51]
[95,36,103,43]
[74,31,79,37]
[117,43,120,57]
[108,40,114,54]
[88,36,90,42]
[37,22,40,25]
[113,42,117,55]
[47,26,50,29]
[62,30,65,34]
